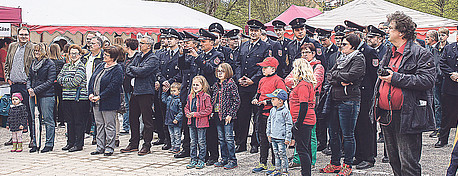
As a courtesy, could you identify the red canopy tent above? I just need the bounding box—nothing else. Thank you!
[264,5,322,29]
[0,6,21,23]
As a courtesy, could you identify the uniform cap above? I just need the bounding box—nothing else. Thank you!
[224,29,240,39]
[247,19,265,29]
[272,20,287,29]
[198,28,218,41]
[182,31,199,41]
[366,25,386,37]
[344,20,365,32]
[209,23,225,34]
[289,18,307,29]
[166,28,183,40]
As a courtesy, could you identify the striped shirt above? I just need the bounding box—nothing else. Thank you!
[57,60,89,100]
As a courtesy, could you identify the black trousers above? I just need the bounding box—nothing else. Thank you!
[129,94,154,148]
[316,114,328,149]
[257,115,275,165]
[235,91,256,148]
[293,124,313,176]
[180,96,190,152]
[153,94,170,145]
[354,96,377,163]
[439,93,458,143]
[63,100,89,148]
[206,117,219,161]
[381,110,422,176]
[10,84,33,142]
[54,86,64,123]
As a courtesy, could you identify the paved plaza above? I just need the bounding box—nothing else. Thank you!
[0,119,454,176]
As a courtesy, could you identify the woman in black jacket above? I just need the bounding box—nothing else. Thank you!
[27,43,57,153]
[319,34,365,176]
[88,45,123,156]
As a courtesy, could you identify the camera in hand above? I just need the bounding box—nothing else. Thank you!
[377,66,393,76]
[183,48,190,54]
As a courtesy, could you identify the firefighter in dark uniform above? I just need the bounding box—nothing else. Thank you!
[321,25,346,156]
[194,28,224,165]
[224,29,240,69]
[209,23,233,65]
[314,28,339,152]
[272,20,291,78]
[366,25,388,60]
[286,18,323,76]
[174,30,201,158]
[155,29,170,55]
[316,28,338,73]
[234,19,272,154]
[366,24,390,163]
[344,20,379,170]
[153,28,183,150]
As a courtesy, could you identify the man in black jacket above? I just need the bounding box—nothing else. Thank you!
[372,11,435,176]
[121,36,160,156]
[436,29,458,148]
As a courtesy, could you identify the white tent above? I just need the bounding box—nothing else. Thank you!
[306,0,458,30]
[0,0,240,34]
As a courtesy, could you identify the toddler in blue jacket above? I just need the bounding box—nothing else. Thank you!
[162,82,183,154]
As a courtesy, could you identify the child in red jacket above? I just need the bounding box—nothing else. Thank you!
[185,75,212,169]
[251,57,287,173]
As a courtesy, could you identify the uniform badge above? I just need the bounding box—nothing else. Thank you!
[316,48,322,55]
[372,58,379,67]
[214,57,221,65]
[278,50,282,57]
[269,50,272,57]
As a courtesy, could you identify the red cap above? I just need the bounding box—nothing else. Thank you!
[256,57,279,68]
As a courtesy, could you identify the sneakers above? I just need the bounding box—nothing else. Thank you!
[337,163,352,176]
[252,163,268,173]
[223,161,238,170]
[268,170,286,176]
[196,160,205,169]
[319,163,342,173]
[186,160,197,169]
[266,166,276,174]
[214,160,228,167]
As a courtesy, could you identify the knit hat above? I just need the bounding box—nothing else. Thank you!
[12,93,23,101]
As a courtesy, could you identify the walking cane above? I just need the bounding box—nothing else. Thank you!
[33,96,41,153]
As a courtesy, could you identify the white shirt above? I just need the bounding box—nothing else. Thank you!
[85,55,95,89]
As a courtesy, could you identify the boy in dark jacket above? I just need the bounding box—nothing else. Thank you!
[162,82,183,154]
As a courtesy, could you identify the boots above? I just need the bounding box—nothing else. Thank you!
[16,142,23,152]
[11,142,17,152]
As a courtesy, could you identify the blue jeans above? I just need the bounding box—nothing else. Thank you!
[29,96,56,147]
[433,83,442,129]
[329,100,360,166]
[168,125,182,149]
[189,126,206,161]
[216,118,237,162]
[271,138,288,173]
[122,92,131,131]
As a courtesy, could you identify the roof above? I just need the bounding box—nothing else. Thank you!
[0,6,21,23]
[306,0,458,29]
[265,5,322,27]
[0,0,240,34]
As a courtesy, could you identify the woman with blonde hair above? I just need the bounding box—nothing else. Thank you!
[288,58,317,176]
[49,43,66,127]
[28,42,57,153]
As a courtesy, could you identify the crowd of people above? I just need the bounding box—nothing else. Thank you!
[1,10,458,176]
